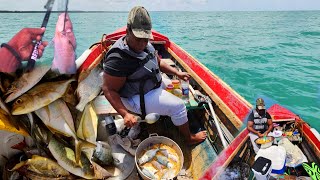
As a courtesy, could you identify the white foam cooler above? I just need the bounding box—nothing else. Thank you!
[252,156,272,180]
[255,145,286,174]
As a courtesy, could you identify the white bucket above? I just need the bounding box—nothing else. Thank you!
[135,134,184,180]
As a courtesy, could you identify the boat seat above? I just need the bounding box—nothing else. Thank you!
[162,58,176,66]
[92,95,118,115]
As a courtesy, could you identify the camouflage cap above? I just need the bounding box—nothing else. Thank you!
[127,6,153,39]
[256,98,266,110]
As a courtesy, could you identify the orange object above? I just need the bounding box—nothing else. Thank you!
[172,80,180,89]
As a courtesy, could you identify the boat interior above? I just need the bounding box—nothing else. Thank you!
[1,37,319,180]
[120,42,243,179]
[123,42,320,179]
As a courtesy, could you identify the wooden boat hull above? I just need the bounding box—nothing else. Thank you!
[79,27,320,179]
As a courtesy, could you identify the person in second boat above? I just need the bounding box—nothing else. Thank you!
[247,98,274,153]
[102,6,206,145]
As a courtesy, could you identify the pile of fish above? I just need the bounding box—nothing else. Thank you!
[138,143,181,179]
[0,12,116,179]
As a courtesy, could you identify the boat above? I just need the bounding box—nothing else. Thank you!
[78,27,320,179]
[1,26,319,179]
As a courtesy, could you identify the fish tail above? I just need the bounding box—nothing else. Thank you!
[75,138,96,165]
[75,101,85,112]
[9,161,27,171]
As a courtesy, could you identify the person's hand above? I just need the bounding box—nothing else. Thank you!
[123,112,138,128]
[8,27,48,61]
[176,71,190,81]
[258,132,264,138]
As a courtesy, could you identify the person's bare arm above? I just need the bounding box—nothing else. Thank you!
[157,53,190,81]
[247,121,263,137]
[102,73,137,127]
[264,119,273,135]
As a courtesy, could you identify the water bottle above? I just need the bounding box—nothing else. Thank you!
[181,80,189,103]
[105,116,117,136]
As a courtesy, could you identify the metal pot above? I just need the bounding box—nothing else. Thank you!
[255,136,275,149]
[135,134,184,180]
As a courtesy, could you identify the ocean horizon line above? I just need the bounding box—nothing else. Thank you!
[0,10,319,13]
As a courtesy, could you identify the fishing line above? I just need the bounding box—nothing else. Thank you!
[25,0,55,72]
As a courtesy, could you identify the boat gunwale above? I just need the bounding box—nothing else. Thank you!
[78,27,320,179]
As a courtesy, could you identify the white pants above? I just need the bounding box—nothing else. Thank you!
[249,132,273,153]
[120,78,188,126]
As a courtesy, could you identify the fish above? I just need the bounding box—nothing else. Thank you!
[138,148,159,165]
[35,99,76,138]
[141,164,159,179]
[0,109,28,136]
[151,159,165,170]
[77,103,98,160]
[0,96,20,130]
[51,13,77,74]
[35,99,95,165]
[48,137,112,179]
[159,149,179,162]
[11,79,74,115]
[76,66,103,111]
[92,141,113,166]
[162,169,176,179]
[5,61,51,103]
[48,137,95,179]
[10,155,70,177]
[156,155,173,168]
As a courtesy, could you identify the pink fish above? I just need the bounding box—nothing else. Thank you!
[51,13,77,74]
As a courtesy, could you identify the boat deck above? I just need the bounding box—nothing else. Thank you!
[127,113,218,179]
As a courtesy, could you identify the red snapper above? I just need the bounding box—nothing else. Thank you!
[51,13,77,74]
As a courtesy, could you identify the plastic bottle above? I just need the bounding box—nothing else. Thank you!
[181,80,189,103]
[105,116,117,136]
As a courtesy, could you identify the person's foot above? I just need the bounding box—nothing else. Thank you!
[187,130,207,145]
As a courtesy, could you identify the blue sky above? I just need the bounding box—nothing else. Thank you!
[0,0,319,11]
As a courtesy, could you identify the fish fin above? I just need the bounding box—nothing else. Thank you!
[79,138,96,150]
[9,160,27,171]
[75,101,85,112]
[75,139,81,166]
[44,106,51,122]
[8,114,20,130]
[26,113,34,135]
[11,137,27,150]
[68,40,77,52]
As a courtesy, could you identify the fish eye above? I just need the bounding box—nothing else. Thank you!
[15,99,22,104]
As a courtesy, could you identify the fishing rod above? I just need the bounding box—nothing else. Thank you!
[25,0,55,72]
[63,0,69,32]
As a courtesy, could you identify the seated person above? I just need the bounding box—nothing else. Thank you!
[247,98,273,153]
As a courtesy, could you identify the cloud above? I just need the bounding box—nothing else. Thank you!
[0,0,319,11]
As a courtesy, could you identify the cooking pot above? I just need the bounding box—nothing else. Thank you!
[255,136,274,149]
[135,134,184,180]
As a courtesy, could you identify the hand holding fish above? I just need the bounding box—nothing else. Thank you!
[0,27,48,72]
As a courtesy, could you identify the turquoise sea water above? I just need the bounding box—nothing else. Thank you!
[0,11,319,131]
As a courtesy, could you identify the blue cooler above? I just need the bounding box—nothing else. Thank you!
[252,156,272,180]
